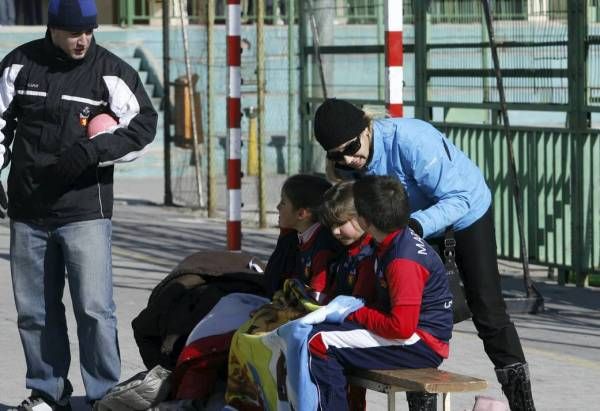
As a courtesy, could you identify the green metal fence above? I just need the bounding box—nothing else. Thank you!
[116,1,600,283]
[117,0,386,25]
[437,125,600,277]
[298,0,600,284]
[117,0,600,26]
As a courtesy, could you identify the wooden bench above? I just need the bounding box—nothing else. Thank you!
[347,368,488,411]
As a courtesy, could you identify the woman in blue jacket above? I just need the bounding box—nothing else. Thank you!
[314,98,535,411]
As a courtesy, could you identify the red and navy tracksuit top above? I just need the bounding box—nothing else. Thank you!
[263,225,341,299]
[348,228,453,357]
[326,233,376,303]
[295,224,341,301]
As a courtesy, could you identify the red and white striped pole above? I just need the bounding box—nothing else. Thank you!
[226,0,242,250]
[385,0,403,117]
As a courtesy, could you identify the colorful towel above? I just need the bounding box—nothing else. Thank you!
[226,280,364,411]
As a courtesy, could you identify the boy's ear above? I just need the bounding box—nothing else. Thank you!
[296,207,312,221]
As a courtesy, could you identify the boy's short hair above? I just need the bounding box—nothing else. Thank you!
[281,174,332,221]
[319,181,356,228]
[353,175,409,233]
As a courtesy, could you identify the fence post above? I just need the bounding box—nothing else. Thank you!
[384,0,403,117]
[227,0,242,250]
[127,0,134,26]
[567,0,588,287]
[257,0,267,228]
[207,0,217,217]
[377,2,384,101]
[414,0,428,120]
[287,0,296,175]
[162,0,173,205]
[298,0,309,172]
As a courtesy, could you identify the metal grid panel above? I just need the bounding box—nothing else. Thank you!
[426,0,569,107]
[440,125,600,273]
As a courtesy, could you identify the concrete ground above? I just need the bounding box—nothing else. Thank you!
[0,179,599,410]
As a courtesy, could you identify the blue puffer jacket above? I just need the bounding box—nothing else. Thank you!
[364,118,491,238]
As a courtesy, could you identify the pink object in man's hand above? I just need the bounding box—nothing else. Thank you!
[87,113,118,139]
[472,395,509,411]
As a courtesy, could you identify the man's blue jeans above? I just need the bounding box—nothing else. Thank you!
[10,219,120,402]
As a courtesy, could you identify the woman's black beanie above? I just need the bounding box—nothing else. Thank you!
[314,98,369,151]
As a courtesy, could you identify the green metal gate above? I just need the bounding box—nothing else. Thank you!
[299,0,600,284]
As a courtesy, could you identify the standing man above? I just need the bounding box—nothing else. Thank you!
[0,0,157,409]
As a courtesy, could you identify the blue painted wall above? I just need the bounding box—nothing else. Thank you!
[1,21,595,178]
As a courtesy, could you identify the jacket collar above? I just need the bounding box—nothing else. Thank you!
[365,119,385,172]
[347,233,373,257]
[375,229,404,257]
[298,222,321,249]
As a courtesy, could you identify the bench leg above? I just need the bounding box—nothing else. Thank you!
[443,392,451,411]
[387,391,396,411]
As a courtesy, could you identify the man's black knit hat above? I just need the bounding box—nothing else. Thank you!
[314,98,369,151]
[48,0,98,31]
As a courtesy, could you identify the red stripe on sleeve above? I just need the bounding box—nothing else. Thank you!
[386,259,429,306]
[347,259,429,339]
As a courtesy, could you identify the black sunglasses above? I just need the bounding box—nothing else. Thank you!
[326,137,362,161]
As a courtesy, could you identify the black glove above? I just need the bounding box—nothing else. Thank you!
[408,218,423,237]
[53,141,98,188]
[0,181,7,218]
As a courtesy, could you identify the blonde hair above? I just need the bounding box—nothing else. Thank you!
[319,181,357,228]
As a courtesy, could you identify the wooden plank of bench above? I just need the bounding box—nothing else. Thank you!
[347,368,488,411]
[348,368,488,393]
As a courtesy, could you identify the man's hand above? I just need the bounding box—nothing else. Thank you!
[53,141,98,188]
[0,182,7,218]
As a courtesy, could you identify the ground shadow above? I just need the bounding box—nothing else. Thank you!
[0,396,90,411]
[501,275,600,312]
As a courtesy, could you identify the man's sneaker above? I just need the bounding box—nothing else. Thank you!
[15,396,72,411]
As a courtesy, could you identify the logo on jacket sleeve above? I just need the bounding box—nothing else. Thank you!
[378,276,388,289]
[79,106,91,127]
[347,269,357,287]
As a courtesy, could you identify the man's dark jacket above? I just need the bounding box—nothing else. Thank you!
[0,31,157,224]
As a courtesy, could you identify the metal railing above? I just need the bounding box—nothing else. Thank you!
[437,125,599,280]
[299,0,599,285]
[117,0,600,26]
[117,0,382,25]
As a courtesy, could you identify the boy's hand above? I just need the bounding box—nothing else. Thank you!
[323,295,365,324]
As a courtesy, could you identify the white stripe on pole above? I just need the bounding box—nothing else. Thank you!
[229,66,241,98]
[387,66,404,104]
[228,128,242,159]
[228,189,242,221]
[227,5,241,35]
[385,0,403,31]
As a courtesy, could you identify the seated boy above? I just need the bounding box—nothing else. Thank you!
[263,174,342,303]
[307,175,453,411]
[319,181,376,304]
[319,181,376,410]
